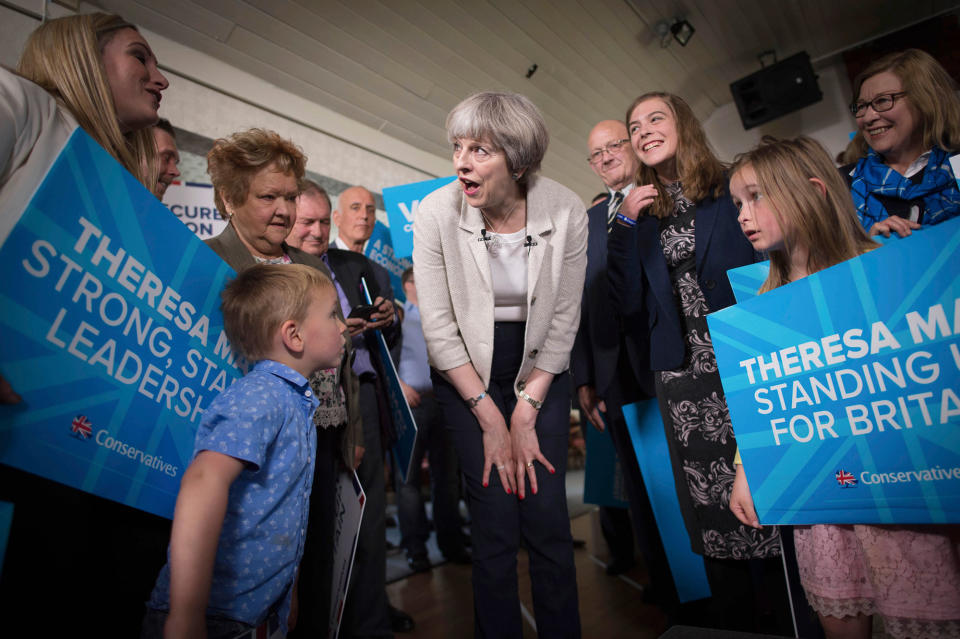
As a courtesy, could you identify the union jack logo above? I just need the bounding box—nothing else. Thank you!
[71,415,92,439]
[835,469,857,487]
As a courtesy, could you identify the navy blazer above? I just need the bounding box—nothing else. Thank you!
[570,199,654,400]
[607,189,757,372]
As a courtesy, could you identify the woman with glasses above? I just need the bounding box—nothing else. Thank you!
[844,49,960,238]
[784,49,960,639]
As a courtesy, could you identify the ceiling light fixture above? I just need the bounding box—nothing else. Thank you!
[670,19,695,46]
[654,17,695,48]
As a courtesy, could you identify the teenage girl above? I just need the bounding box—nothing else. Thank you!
[727,135,960,639]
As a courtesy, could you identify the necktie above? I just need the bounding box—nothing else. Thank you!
[607,191,624,231]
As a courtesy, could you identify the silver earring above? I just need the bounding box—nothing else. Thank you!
[512,173,520,181]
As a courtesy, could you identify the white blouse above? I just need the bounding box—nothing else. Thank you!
[487,228,528,322]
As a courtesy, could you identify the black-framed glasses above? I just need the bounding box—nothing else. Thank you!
[850,92,907,118]
[587,138,630,165]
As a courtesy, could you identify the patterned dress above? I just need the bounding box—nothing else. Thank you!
[652,182,780,559]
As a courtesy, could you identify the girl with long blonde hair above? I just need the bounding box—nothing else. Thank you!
[729,136,959,639]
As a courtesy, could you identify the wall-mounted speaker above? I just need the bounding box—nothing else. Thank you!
[730,52,822,130]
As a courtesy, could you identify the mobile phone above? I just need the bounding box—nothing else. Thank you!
[348,303,378,321]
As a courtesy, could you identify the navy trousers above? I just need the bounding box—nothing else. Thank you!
[432,322,581,639]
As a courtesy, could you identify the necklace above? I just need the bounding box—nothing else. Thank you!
[480,201,523,257]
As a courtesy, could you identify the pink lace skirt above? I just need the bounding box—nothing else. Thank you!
[794,524,960,638]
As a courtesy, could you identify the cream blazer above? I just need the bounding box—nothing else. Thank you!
[413,175,587,395]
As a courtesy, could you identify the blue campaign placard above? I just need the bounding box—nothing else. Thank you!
[382,176,456,259]
[623,400,710,603]
[0,129,243,519]
[727,262,769,304]
[707,218,960,525]
[359,279,418,483]
[365,221,412,304]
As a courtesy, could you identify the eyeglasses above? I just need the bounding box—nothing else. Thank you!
[849,92,907,118]
[587,138,630,165]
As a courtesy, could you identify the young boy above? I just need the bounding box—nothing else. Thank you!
[142,264,345,639]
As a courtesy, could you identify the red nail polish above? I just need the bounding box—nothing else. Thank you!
[519,493,525,500]
[506,488,512,494]
[549,468,555,474]
[483,482,488,488]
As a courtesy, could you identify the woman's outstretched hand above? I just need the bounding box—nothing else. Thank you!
[510,401,555,500]
[477,405,516,495]
[730,463,761,529]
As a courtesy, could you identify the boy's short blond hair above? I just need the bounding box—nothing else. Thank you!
[221,264,334,361]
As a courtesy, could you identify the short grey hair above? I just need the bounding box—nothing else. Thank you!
[445,91,549,182]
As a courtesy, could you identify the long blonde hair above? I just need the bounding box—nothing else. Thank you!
[625,92,726,218]
[852,49,960,154]
[17,13,159,192]
[730,136,877,293]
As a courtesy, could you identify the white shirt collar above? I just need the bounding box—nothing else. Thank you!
[903,151,931,179]
[333,235,367,253]
[608,183,635,197]
[607,183,634,213]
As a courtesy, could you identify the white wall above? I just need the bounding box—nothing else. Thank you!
[704,58,858,164]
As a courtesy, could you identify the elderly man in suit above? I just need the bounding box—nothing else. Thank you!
[287,181,412,637]
[571,119,677,608]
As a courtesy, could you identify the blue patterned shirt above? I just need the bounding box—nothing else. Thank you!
[148,360,318,632]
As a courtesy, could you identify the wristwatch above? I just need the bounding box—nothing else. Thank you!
[518,388,543,410]
[464,391,486,408]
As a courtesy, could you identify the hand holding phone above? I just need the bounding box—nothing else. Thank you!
[348,304,378,321]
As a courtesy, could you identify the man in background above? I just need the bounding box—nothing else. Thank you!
[395,267,470,573]
[152,118,180,199]
[288,182,413,636]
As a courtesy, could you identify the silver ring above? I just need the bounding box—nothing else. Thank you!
[526,462,534,468]
[497,464,505,470]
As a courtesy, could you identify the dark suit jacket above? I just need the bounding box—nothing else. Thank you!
[204,223,361,468]
[570,199,654,401]
[607,189,757,372]
[325,247,402,361]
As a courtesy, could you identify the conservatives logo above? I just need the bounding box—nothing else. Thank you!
[835,469,858,488]
[70,415,92,439]
[66,416,179,477]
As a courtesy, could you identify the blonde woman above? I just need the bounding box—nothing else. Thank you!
[0,12,169,634]
[1,13,167,222]
[0,13,167,402]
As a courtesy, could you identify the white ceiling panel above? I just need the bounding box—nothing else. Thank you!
[87,0,959,200]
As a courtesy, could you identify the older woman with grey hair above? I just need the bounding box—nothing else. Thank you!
[413,91,586,638]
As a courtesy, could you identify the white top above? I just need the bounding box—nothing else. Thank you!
[487,228,528,322]
[0,67,78,246]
